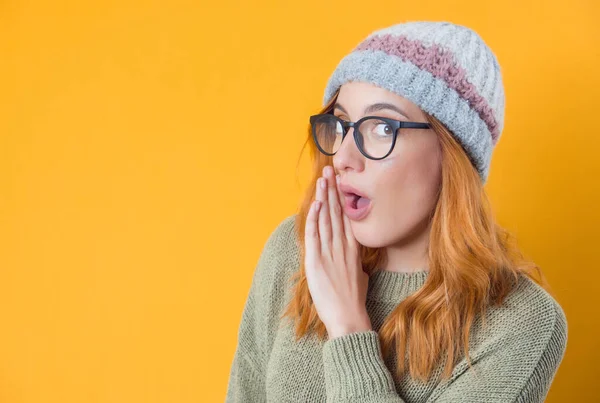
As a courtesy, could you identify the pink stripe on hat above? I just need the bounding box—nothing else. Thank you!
[355,34,500,144]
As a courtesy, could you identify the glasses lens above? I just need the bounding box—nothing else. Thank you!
[356,118,395,159]
[312,115,343,155]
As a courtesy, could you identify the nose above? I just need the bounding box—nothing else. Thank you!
[332,126,366,175]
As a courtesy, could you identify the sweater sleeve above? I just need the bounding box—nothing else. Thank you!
[322,298,568,403]
[225,215,299,403]
[322,330,406,403]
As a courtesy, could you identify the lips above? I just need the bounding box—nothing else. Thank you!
[338,183,370,200]
[337,181,372,220]
[338,182,372,211]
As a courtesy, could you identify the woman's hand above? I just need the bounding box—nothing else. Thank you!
[304,165,372,339]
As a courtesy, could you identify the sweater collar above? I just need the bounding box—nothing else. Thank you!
[366,269,429,302]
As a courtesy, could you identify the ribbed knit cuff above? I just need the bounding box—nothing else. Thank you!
[322,330,397,400]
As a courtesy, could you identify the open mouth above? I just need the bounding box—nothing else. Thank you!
[349,193,370,210]
[343,192,372,220]
[338,182,372,220]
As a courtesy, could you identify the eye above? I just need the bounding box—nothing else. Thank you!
[335,120,343,135]
[373,122,394,137]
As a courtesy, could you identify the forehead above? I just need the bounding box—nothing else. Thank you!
[336,82,422,117]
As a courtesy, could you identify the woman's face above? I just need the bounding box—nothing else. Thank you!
[332,81,442,254]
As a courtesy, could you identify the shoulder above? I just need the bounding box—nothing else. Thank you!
[262,214,300,259]
[259,213,301,273]
[504,277,569,401]
[501,275,568,346]
[442,275,569,398]
[466,274,568,374]
[252,213,302,301]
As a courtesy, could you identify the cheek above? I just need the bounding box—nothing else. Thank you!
[377,149,441,215]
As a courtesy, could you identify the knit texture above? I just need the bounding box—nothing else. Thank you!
[225,215,568,402]
[322,21,505,184]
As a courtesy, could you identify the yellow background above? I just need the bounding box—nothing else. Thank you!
[1,0,597,401]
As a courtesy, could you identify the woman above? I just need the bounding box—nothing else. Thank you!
[226,21,568,402]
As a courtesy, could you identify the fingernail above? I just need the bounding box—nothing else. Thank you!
[335,174,340,184]
[320,177,327,189]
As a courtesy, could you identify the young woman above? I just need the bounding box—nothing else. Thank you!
[226,21,568,403]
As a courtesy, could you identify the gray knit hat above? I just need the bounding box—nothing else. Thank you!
[323,21,505,184]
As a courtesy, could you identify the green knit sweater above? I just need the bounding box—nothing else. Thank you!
[225,215,568,402]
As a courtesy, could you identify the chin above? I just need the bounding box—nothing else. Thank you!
[358,239,386,249]
[351,222,386,249]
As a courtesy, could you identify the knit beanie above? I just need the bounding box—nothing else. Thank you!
[322,21,505,184]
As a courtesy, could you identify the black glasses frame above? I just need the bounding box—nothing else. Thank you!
[309,113,432,160]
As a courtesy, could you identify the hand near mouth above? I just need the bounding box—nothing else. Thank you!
[304,165,372,340]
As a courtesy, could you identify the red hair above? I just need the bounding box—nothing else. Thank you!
[281,90,553,382]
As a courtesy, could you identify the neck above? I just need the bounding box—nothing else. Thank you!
[381,218,431,273]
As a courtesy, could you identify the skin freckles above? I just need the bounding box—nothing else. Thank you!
[332,82,442,273]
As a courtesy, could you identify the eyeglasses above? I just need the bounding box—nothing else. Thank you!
[309,113,432,160]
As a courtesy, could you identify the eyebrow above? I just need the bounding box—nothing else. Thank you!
[334,102,410,119]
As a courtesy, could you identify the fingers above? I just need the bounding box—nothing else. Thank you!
[334,173,348,237]
[333,172,357,252]
[310,165,356,259]
[305,198,321,264]
[316,175,332,254]
[326,167,344,253]
[342,207,357,251]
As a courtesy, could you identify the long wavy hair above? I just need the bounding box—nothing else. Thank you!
[280,88,552,382]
